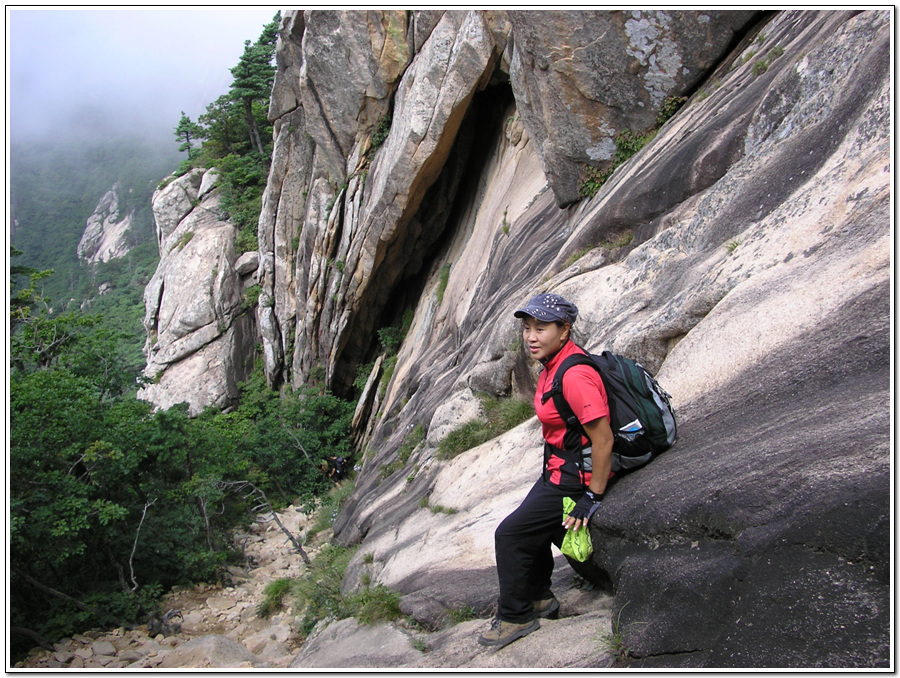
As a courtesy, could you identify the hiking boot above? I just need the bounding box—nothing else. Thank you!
[533,596,560,619]
[477,617,540,648]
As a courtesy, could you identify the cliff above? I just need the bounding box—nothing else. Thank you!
[138,9,890,668]
[76,182,134,265]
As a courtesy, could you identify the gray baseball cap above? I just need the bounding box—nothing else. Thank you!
[513,293,578,324]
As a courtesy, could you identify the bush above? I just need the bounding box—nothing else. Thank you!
[215,151,269,233]
[307,481,356,541]
[235,226,259,255]
[371,113,392,149]
[437,419,494,460]
[752,59,769,77]
[257,578,296,618]
[578,129,654,199]
[437,395,533,460]
[656,95,687,127]
[612,129,655,165]
[445,603,478,626]
[293,544,355,635]
[350,584,403,624]
[578,166,613,199]
[377,309,414,356]
[486,396,535,432]
[291,543,403,637]
[242,284,262,310]
[354,361,375,392]
[579,95,687,200]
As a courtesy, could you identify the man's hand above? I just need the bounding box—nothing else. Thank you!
[564,489,602,531]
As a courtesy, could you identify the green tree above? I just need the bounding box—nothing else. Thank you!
[175,13,281,247]
[8,13,368,662]
[10,367,135,650]
[10,248,102,373]
[197,94,245,159]
[174,111,204,161]
[9,246,52,329]
[228,13,280,155]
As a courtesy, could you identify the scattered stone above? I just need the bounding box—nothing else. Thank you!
[182,609,206,630]
[206,595,236,612]
[92,639,117,656]
[157,635,268,669]
[227,565,251,580]
[119,649,145,663]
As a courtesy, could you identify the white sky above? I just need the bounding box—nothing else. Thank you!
[7,7,281,144]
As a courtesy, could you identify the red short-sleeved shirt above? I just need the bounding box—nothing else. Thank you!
[534,341,609,449]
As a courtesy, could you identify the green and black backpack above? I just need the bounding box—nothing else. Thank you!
[541,349,677,474]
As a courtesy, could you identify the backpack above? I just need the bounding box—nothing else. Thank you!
[542,349,677,474]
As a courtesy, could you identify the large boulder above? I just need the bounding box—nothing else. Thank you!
[291,618,423,669]
[156,635,268,669]
[138,169,257,414]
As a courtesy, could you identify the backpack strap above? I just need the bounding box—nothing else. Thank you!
[540,352,602,455]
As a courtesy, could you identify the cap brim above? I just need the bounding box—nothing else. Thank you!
[514,306,564,322]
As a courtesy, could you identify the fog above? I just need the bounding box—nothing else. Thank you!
[8,7,281,148]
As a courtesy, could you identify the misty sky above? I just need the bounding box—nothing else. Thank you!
[8,7,281,146]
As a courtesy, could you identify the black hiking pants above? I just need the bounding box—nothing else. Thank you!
[494,478,583,623]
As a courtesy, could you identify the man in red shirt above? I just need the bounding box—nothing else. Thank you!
[479,293,614,649]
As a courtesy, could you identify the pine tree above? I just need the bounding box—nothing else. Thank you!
[174,111,204,160]
[229,13,281,155]
[197,94,244,158]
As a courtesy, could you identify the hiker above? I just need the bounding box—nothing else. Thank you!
[327,455,346,482]
[478,293,615,649]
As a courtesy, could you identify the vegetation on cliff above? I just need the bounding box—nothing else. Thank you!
[172,12,280,252]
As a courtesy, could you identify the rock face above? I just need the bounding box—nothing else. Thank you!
[140,8,890,668]
[256,9,755,394]
[76,182,133,264]
[138,169,257,414]
[321,9,889,668]
[508,10,759,205]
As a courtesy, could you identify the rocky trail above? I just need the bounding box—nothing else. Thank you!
[15,502,314,669]
[15,496,616,670]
